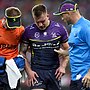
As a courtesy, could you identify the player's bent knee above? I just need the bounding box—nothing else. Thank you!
[32,89,44,90]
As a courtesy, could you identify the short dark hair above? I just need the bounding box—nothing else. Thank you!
[32,4,47,17]
[5,7,22,28]
[5,7,21,17]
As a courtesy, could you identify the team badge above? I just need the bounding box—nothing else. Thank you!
[34,32,40,38]
[43,32,47,36]
[51,32,57,38]
[55,23,60,27]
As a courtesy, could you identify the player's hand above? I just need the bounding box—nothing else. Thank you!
[82,69,90,88]
[54,49,68,56]
[55,66,65,80]
[26,70,39,86]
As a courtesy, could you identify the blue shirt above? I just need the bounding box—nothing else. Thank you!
[22,21,68,69]
[68,17,90,80]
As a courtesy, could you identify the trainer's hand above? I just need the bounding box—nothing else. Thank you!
[55,66,65,80]
[26,70,39,86]
[54,49,68,56]
[82,69,90,88]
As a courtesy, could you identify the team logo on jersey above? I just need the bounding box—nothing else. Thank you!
[30,25,35,29]
[55,23,60,27]
[34,32,40,38]
[51,32,57,38]
[43,32,47,36]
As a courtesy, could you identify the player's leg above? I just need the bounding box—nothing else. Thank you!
[30,68,46,90]
[70,80,77,90]
[47,69,61,90]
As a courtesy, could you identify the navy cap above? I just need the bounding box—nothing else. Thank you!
[5,7,22,28]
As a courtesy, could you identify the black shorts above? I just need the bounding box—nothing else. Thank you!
[30,68,61,90]
[70,79,90,90]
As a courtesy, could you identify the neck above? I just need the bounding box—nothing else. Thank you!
[71,10,81,24]
[46,19,50,27]
[2,18,16,30]
[74,14,81,24]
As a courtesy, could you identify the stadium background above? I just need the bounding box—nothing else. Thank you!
[0,0,90,90]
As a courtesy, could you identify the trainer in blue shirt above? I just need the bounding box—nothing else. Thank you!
[53,0,90,90]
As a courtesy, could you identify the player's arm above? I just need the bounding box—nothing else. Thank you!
[55,42,69,80]
[19,43,38,86]
[19,43,31,74]
[59,42,69,68]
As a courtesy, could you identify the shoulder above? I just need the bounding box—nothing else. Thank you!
[51,21,65,28]
[22,24,36,37]
[25,23,36,30]
[51,21,67,33]
[24,23,39,36]
[79,17,90,28]
[84,18,90,28]
[74,17,90,39]
[79,17,90,33]
[52,21,67,32]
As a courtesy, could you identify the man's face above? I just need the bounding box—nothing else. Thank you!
[33,13,49,30]
[60,12,72,25]
[5,16,21,29]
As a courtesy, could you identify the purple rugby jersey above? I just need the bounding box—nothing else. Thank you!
[22,21,68,69]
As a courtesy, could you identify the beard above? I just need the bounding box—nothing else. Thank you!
[66,19,72,25]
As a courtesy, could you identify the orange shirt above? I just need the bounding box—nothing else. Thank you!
[0,19,25,60]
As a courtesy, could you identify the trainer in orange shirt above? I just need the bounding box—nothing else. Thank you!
[0,7,31,90]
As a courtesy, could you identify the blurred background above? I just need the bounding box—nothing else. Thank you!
[0,0,90,90]
[0,0,90,27]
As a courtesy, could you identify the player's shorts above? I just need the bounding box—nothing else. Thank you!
[30,67,61,90]
[70,79,90,90]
